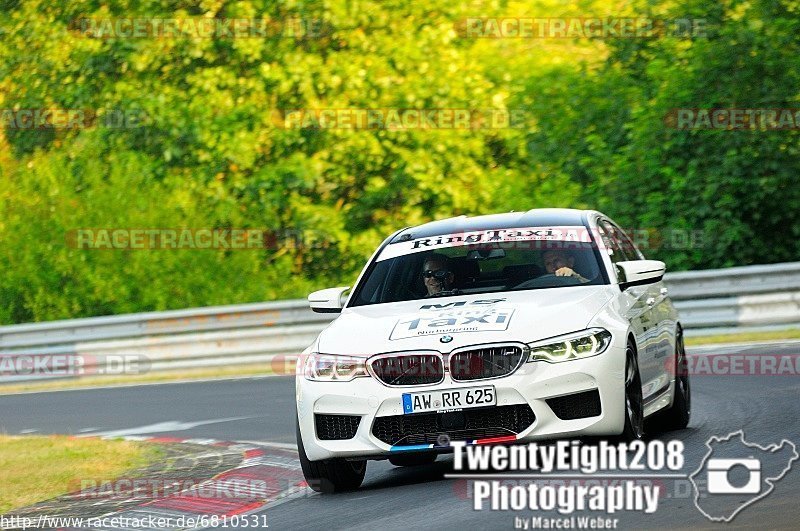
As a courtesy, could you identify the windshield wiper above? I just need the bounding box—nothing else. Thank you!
[429,289,461,298]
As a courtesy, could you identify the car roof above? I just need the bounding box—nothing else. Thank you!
[390,208,598,243]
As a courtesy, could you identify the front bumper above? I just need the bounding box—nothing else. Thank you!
[296,343,627,462]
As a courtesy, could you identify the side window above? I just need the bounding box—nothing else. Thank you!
[598,221,630,264]
[609,222,644,260]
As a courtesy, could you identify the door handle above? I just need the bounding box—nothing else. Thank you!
[660,287,668,296]
[646,297,656,306]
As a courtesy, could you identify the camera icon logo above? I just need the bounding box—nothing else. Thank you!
[706,457,761,494]
[690,431,798,522]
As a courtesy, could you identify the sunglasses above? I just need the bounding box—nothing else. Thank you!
[422,269,450,280]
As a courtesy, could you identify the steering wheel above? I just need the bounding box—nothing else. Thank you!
[513,274,582,289]
[402,286,426,299]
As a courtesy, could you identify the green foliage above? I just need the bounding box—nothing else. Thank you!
[525,0,800,269]
[0,0,798,323]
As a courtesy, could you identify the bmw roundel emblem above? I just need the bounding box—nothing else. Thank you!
[440,335,453,343]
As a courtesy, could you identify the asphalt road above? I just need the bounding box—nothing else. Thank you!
[2,341,799,530]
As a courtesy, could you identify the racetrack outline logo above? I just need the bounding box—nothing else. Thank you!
[689,430,798,522]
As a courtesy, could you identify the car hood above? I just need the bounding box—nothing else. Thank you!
[315,286,616,355]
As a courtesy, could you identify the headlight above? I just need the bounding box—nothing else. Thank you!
[304,353,369,382]
[527,328,612,363]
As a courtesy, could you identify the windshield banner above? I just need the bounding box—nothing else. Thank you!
[378,226,603,261]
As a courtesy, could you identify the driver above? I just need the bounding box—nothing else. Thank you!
[542,249,589,283]
[422,253,455,296]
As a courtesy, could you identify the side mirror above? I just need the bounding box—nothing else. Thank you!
[308,286,350,313]
[616,260,665,290]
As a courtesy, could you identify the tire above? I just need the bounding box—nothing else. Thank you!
[619,341,645,441]
[388,453,438,467]
[658,327,691,430]
[296,419,366,493]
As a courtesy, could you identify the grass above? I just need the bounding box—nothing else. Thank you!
[0,435,163,513]
[684,327,800,347]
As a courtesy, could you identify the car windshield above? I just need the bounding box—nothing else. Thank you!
[349,226,607,307]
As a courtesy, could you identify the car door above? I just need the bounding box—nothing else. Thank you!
[606,221,676,403]
[598,220,662,403]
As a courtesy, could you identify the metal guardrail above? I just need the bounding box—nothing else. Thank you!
[0,301,333,383]
[667,262,800,333]
[665,261,800,299]
[1,262,799,383]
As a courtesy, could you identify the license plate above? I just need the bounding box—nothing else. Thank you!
[402,386,496,414]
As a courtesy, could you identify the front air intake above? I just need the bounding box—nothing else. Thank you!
[315,414,361,440]
[546,389,602,420]
[372,404,535,446]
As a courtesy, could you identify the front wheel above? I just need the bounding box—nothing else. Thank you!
[296,419,366,493]
[658,327,691,430]
[619,342,645,441]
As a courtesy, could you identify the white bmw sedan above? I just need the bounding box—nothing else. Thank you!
[296,208,690,492]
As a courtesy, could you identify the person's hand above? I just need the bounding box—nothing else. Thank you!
[555,267,576,277]
[555,267,587,282]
